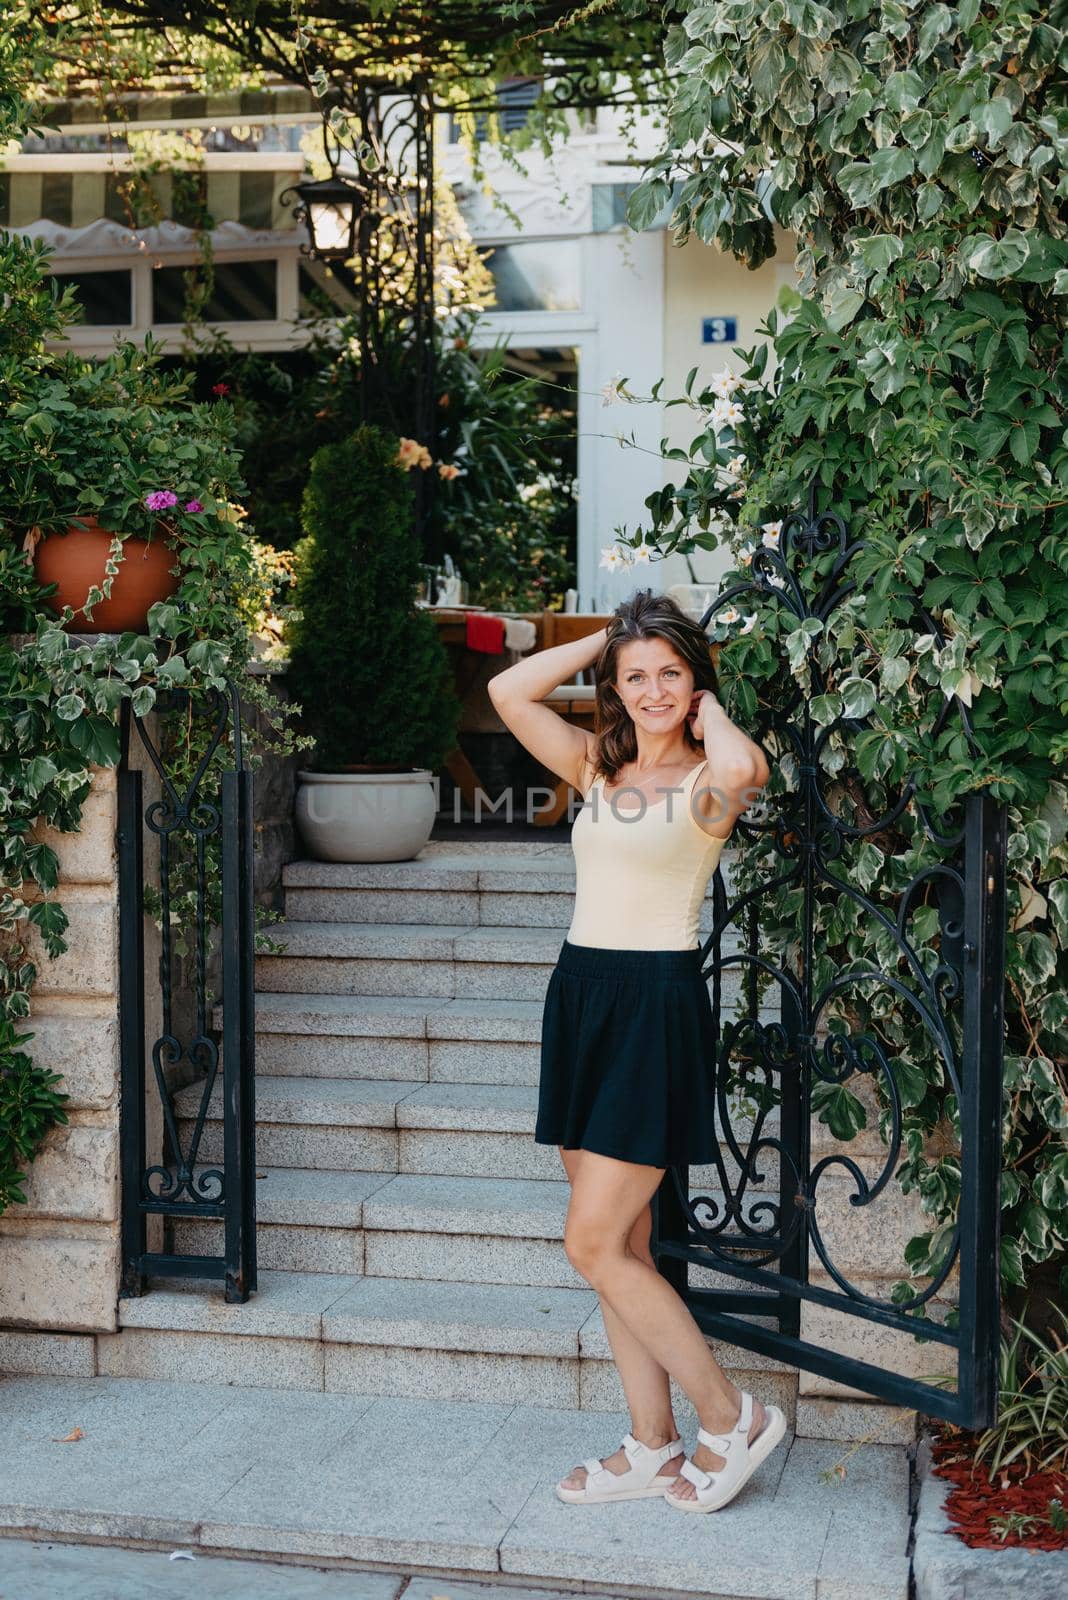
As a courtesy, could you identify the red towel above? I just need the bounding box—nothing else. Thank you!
[465,612,505,653]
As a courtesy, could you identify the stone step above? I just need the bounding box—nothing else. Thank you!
[173,1169,579,1282]
[101,1268,798,1415]
[223,992,546,1084]
[283,852,733,930]
[0,1371,912,1598]
[171,1166,798,1292]
[218,990,774,1085]
[254,921,748,1001]
[175,1076,782,1186]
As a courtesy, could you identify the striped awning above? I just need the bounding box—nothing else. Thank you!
[0,166,300,232]
[38,86,318,131]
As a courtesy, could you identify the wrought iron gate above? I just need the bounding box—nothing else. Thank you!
[653,489,1007,1430]
[117,683,256,1303]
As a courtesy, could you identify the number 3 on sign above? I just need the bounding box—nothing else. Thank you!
[702,317,737,343]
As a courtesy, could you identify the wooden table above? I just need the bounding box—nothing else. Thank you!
[428,608,614,822]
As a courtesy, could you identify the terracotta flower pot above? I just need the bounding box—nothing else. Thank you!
[33,515,180,633]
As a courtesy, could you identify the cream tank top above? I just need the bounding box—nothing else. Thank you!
[565,760,726,951]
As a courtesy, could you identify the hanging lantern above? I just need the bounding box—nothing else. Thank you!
[284,168,366,262]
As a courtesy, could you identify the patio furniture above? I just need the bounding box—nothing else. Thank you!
[428,605,542,808]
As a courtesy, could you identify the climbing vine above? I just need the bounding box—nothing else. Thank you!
[618,0,1066,1316]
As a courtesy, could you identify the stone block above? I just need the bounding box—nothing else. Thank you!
[428,1038,540,1085]
[287,886,480,925]
[28,785,116,885]
[325,1341,579,1407]
[912,1448,1067,1600]
[0,1232,119,1332]
[323,1275,596,1358]
[365,1228,583,1289]
[17,1007,118,1109]
[255,953,456,997]
[813,1172,931,1280]
[795,1397,917,1444]
[0,1329,96,1377]
[798,1294,956,1400]
[175,1217,365,1274]
[25,890,117,997]
[16,1124,118,1223]
[95,1327,325,1389]
[398,1128,559,1180]
[254,1032,428,1079]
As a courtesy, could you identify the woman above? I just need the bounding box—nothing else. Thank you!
[488,588,785,1514]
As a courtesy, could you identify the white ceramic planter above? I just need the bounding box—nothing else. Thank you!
[295,770,437,862]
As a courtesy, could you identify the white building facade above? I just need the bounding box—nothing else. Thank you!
[5,88,795,603]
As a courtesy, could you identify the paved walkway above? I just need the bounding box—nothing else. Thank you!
[0,1374,910,1599]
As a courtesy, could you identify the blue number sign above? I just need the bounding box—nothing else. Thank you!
[702,317,737,343]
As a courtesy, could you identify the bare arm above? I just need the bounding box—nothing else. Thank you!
[691,690,770,839]
[488,626,608,794]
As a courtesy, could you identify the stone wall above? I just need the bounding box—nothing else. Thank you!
[0,729,162,1341]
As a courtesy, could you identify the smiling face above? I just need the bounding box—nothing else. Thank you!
[614,636,695,733]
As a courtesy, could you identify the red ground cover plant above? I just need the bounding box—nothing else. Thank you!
[930,1425,1068,1551]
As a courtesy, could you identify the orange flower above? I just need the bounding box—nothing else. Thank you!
[396,436,433,470]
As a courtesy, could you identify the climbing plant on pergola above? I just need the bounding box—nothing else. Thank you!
[43,3,670,117]
[38,3,670,555]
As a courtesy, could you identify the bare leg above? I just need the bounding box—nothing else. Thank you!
[556,1149,680,1490]
[562,1148,772,1502]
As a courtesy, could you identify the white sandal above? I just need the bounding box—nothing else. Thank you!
[555,1431,685,1504]
[666,1391,787,1513]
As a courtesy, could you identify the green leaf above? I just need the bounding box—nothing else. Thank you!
[839,676,877,718]
[1000,1236,1025,1288]
[625,178,673,233]
[889,1056,929,1109]
[66,715,121,769]
[825,285,866,331]
[811,1080,868,1141]
[970,98,1013,146]
[963,231,1031,280]
[857,235,903,274]
[53,691,86,721]
[869,146,915,191]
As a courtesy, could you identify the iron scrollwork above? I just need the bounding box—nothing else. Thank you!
[655,485,1007,1428]
[118,682,256,1303]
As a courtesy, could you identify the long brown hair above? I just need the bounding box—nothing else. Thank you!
[592,588,719,781]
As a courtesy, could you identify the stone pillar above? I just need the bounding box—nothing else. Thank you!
[0,733,162,1353]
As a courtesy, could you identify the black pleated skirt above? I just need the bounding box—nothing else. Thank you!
[535,939,720,1168]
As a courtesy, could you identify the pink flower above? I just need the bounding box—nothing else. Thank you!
[144,490,179,512]
[184,499,204,513]
[211,382,231,397]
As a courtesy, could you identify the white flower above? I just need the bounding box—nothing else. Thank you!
[737,544,755,567]
[761,521,783,547]
[712,398,746,428]
[726,454,746,477]
[600,544,626,571]
[710,368,741,399]
[721,605,740,624]
[630,542,654,565]
[766,571,787,590]
[601,373,628,406]
[739,614,758,634]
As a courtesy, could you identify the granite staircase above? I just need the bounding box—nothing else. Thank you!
[92,841,813,1422]
[5,842,914,1599]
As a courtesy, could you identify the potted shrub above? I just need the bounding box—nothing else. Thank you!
[4,335,247,633]
[286,424,461,861]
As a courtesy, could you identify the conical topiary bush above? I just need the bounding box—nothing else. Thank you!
[286,424,461,774]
